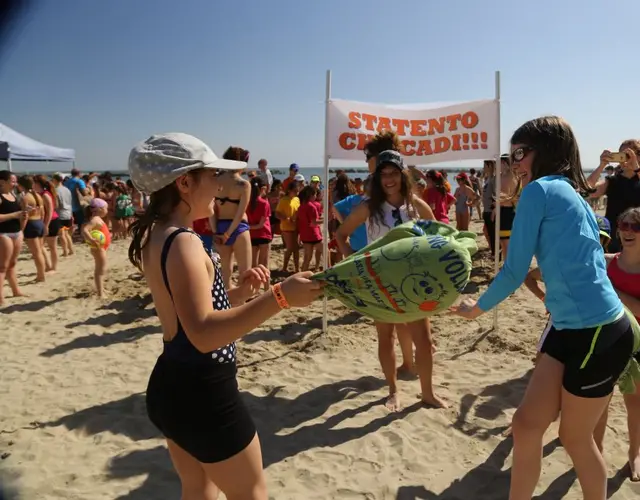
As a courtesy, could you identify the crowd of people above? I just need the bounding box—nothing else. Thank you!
[1,124,639,499]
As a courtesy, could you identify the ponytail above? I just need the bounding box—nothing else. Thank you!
[34,175,57,210]
[128,182,184,270]
[18,175,42,208]
[249,177,265,212]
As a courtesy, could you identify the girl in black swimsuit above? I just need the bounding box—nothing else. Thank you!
[0,170,26,306]
[127,133,323,500]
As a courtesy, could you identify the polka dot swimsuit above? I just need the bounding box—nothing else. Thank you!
[160,228,236,365]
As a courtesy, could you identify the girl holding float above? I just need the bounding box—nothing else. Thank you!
[336,149,445,411]
[452,116,640,500]
[127,133,322,500]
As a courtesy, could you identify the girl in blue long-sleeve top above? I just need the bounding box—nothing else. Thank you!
[452,116,636,500]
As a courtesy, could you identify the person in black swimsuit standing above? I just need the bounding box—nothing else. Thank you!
[127,133,323,500]
[0,170,27,306]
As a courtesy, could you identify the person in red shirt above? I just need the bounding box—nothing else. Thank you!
[597,207,640,481]
[246,177,272,282]
[297,185,323,272]
[281,163,300,192]
[192,217,214,254]
[423,170,455,224]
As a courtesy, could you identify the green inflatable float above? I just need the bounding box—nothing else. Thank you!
[315,220,478,323]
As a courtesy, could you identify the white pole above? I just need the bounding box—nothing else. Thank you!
[492,70,501,331]
[322,70,332,334]
[7,157,12,172]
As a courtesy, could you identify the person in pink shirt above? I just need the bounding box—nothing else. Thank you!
[423,170,456,223]
[246,177,272,282]
[297,185,323,272]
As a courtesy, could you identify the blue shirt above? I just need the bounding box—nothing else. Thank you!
[334,194,367,252]
[477,175,622,329]
[64,177,87,212]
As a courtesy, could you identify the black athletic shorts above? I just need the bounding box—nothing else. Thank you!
[251,238,272,247]
[146,354,256,463]
[48,218,61,237]
[59,219,73,229]
[23,220,45,239]
[540,314,634,398]
[499,206,515,240]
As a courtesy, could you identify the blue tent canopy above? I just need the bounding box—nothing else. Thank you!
[0,123,75,163]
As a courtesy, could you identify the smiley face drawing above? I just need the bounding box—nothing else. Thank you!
[400,271,447,312]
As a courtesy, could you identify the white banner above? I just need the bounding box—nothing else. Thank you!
[327,98,499,164]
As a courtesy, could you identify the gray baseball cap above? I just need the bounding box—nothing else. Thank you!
[376,150,404,171]
[128,132,246,195]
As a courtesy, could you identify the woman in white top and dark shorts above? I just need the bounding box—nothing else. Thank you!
[337,150,445,411]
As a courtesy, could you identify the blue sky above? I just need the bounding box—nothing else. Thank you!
[0,0,637,172]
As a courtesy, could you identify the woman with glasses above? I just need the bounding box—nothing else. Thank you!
[336,150,445,411]
[452,116,638,500]
[597,207,640,481]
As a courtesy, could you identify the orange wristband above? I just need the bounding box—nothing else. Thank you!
[272,283,290,309]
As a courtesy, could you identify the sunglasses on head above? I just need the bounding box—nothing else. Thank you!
[618,221,640,233]
[510,146,534,163]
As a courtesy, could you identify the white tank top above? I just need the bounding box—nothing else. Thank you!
[365,201,412,243]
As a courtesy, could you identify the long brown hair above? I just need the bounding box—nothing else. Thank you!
[510,116,592,195]
[333,173,356,201]
[367,167,417,231]
[128,170,203,270]
[426,170,447,196]
[34,175,57,210]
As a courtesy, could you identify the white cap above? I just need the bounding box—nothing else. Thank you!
[128,132,246,194]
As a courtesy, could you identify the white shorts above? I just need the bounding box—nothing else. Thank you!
[536,315,553,353]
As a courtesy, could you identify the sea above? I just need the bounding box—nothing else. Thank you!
[11,164,600,183]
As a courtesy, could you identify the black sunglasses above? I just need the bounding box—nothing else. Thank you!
[510,146,534,164]
[391,208,403,227]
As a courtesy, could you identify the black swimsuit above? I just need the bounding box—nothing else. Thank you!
[0,194,21,234]
[146,228,256,463]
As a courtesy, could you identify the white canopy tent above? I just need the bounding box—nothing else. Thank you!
[0,123,75,170]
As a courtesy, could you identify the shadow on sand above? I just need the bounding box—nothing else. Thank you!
[452,370,532,440]
[45,375,419,499]
[1,296,66,314]
[40,324,162,357]
[396,437,566,499]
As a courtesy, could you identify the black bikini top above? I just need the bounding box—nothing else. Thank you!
[217,197,241,205]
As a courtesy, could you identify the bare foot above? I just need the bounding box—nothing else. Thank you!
[12,291,25,298]
[502,425,513,437]
[385,393,401,412]
[421,393,448,409]
[47,269,57,274]
[630,450,640,482]
[35,277,45,283]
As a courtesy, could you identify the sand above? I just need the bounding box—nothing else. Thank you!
[1,218,639,499]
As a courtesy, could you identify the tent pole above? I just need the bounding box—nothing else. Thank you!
[492,70,502,331]
[7,157,12,172]
[322,69,332,335]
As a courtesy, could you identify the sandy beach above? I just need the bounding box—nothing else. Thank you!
[1,217,639,499]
